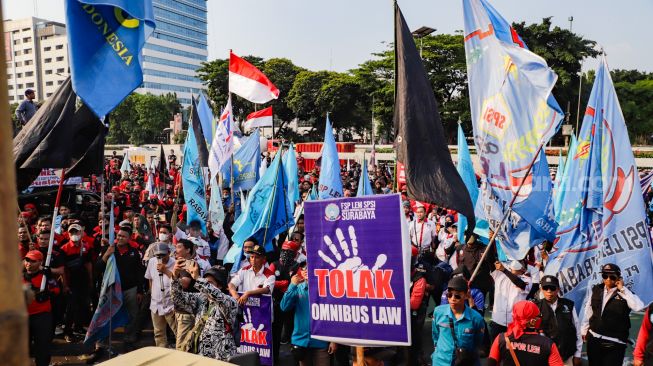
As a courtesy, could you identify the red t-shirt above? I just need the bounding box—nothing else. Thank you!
[23,271,59,315]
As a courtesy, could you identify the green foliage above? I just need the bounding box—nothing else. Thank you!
[107,93,181,145]
[615,78,653,144]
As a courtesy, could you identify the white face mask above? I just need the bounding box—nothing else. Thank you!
[158,233,170,242]
[70,234,81,242]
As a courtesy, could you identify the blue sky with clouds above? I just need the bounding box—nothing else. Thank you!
[3,0,652,73]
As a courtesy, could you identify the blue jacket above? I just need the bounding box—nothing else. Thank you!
[280,282,328,349]
[432,304,485,366]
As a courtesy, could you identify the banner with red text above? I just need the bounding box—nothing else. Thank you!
[238,293,273,365]
[305,194,411,346]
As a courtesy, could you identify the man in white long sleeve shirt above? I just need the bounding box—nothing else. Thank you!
[489,260,532,341]
[409,205,437,254]
[532,275,583,366]
[580,263,644,366]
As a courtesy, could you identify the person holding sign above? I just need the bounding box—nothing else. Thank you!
[281,264,337,366]
[228,244,275,305]
[431,276,485,366]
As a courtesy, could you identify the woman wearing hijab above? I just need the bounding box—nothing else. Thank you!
[487,300,564,366]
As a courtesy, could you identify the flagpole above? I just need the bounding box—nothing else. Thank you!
[261,151,286,246]
[100,176,105,241]
[40,168,66,291]
[468,142,546,284]
[230,153,235,209]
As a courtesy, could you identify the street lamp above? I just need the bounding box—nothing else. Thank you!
[411,26,436,58]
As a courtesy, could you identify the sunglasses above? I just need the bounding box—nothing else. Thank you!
[155,254,166,259]
[602,274,619,281]
[446,292,463,300]
[24,258,37,263]
[542,286,558,292]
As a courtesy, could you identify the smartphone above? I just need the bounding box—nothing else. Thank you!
[158,214,166,221]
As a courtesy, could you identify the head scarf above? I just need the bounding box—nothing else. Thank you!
[506,300,540,339]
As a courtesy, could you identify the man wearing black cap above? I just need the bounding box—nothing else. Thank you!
[228,244,275,306]
[532,275,582,366]
[16,88,38,125]
[431,276,486,366]
[581,263,645,366]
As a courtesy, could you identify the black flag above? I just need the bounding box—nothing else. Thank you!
[191,97,209,167]
[13,77,104,191]
[393,4,475,231]
[65,118,108,179]
[158,144,167,184]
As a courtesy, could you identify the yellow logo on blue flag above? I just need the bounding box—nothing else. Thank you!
[65,0,155,117]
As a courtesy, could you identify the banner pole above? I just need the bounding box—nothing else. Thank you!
[40,168,66,291]
[230,153,235,208]
[468,142,545,284]
[356,347,365,366]
[100,176,105,241]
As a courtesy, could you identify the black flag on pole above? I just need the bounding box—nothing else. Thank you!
[158,144,167,185]
[393,3,475,231]
[191,97,209,167]
[13,77,105,191]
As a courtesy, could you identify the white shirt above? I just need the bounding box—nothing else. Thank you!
[229,264,275,293]
[548,299,583,358]
[580,285,644,344]
[409,219,437,250]
[491,270,532,326]
[436,230,456,262]
[144,257,175,315]
[214,229,230,261]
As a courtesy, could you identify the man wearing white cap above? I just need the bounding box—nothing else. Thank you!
[489,259,532,342]
[144,243,177,348]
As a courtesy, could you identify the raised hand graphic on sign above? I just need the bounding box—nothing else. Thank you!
[242,308,264,333]
[241,307,267,346]
[318,225,387,294]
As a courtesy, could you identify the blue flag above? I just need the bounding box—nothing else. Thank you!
[357,158,374,197]
[221,129,261,192]
[224,151,294,267]
[554,148,564,190]
[182,122,208,235]
[108,198,115,244]
[197,93,215,144]
[65,0,155,117]
[554,134,577,220]
[463,0,562,258]
[318,116,343,200]
[283,144,300,207]
[456,124,479,243]
[545,57,653,313]
[83,254,129,346]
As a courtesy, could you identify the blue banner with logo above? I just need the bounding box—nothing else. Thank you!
[545,58,653,313]
[456,124,479,243]
[283,144,300,208]
[65,0,155,117]
[182,122,208,235]
[221,129,261,192]
[238,294,273,365]
[305,194,411,346]
[197,93,215,144]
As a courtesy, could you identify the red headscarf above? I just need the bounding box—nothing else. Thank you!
[506,301,541,339]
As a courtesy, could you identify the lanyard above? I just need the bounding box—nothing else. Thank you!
[414,220,426,246]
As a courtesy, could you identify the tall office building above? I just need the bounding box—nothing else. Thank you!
[4,17,69,103]
[137,0,208,106]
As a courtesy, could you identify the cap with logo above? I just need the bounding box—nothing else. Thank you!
[447,276,469,292]
[246,244,266,256]
[600,263,621,275]
[153,242,170,256]
[540,275,559,288]
[67,223,83,232]
[25,250,44,262]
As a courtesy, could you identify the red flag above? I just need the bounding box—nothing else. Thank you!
[229,51,279,104]
[245,107,273,130]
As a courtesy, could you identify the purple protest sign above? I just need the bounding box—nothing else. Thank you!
[237,293,273,365]
[305,194,411,346]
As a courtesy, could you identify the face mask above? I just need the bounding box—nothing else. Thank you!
[70,234,81,242]
[280,249,296,266]
[159,233,170,242]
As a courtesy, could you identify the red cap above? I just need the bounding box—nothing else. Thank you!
[149,194,158,200]
[281,240,301,252]
[20,211,31,218]
[24,250,44,262]
[24,203,37,210]
[111,186,120,192]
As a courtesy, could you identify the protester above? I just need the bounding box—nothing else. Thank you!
[270,240,302,361]
[228,244,275,305]
[23,250,59,366]
[281,265,336,366]
[172,263,239,360]
[409,204,437,255]
[16,88,38,125]
[634,302,653,366]
[488,260,532,342]
[581,263,645,366]
[144,243,177,348]
[531,275,582,366]
[431,276,486,366]
[487,300,564,366]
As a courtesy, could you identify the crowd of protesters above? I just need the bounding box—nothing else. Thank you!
[17,149,653,366]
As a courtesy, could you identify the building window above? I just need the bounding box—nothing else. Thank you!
[24,60,33,66]
[56,56,64,62]
[22,37,31,43]
[24,48,32,54]
[8,95,14,101]
[16,73,22,78]
[13,39,20,45]
[6,74,12,79]
[44,58,52,63]
[14,50,21,56]
[46,93,52,97]
[25,71,33,77]
[7,85,13,90]
[15,61,22,67]
[46,81,53,86]
[55,45,64,50]
[19,95,24,100]
[17,84,23,89]
[44,46,51,51]
[57,80,63,85]
[45,70,52,75]
[26,82,34,87]
[56,68,64,73]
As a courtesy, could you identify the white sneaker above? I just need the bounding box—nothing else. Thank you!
[54,325,64,335]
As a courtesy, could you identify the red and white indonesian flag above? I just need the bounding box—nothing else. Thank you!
[229,51,279,104]
[244,107,273,131]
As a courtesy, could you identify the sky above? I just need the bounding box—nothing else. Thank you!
[3,0,652,73]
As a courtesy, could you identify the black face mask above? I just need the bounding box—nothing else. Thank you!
[280,249,296,266]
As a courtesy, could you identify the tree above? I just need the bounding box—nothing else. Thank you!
[107,93,181,145]
[286,70,330,123]
[262,58,305,131]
